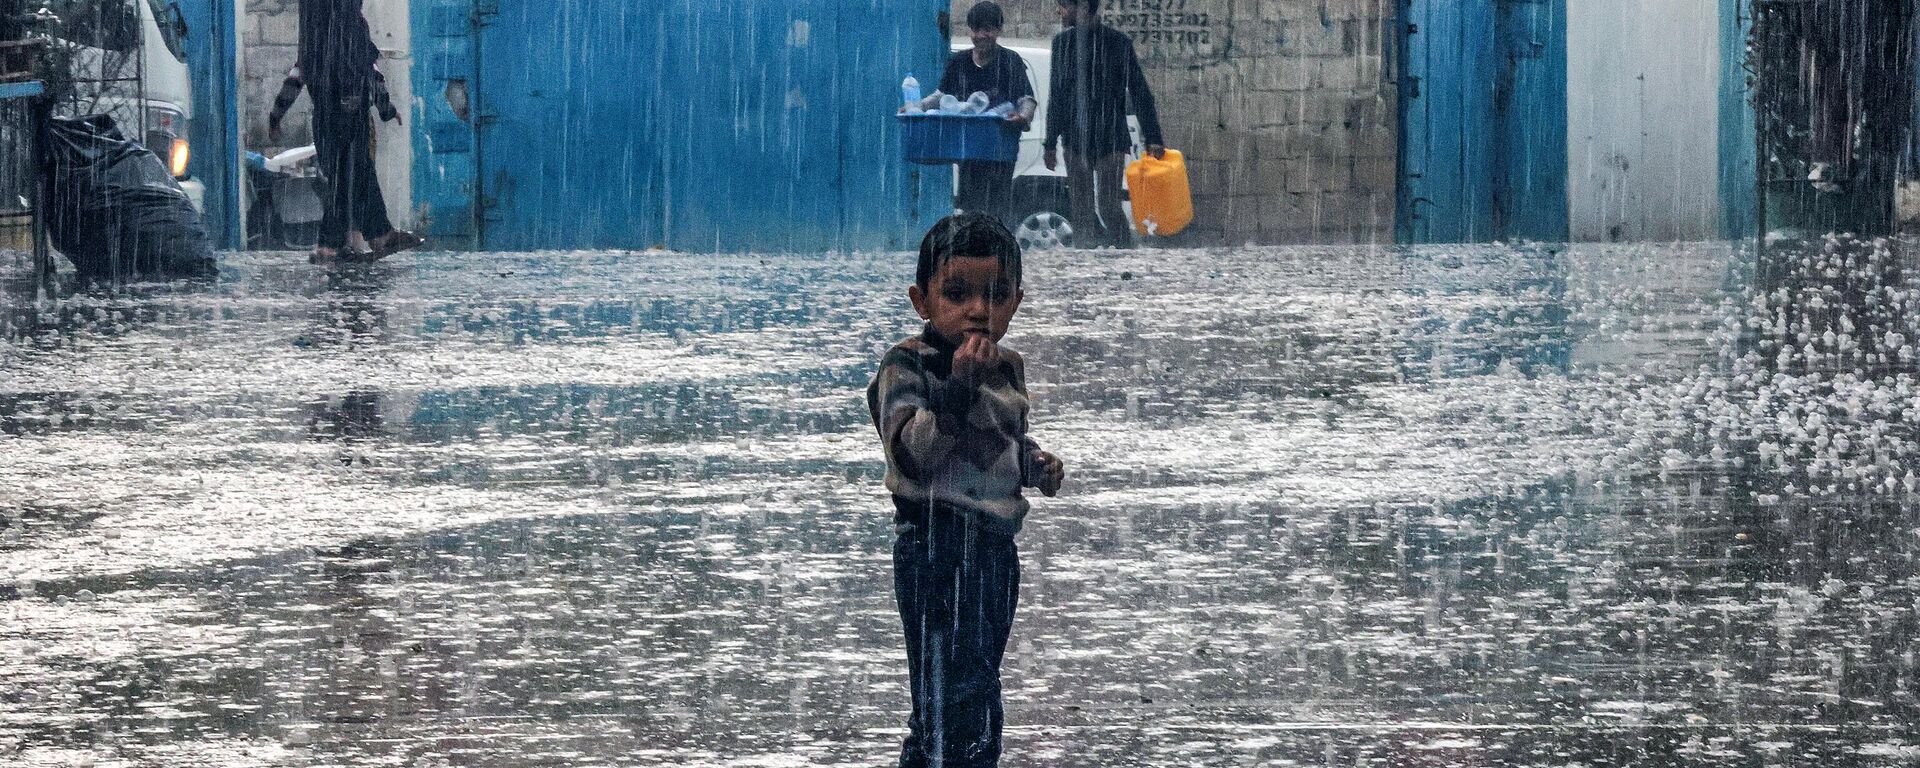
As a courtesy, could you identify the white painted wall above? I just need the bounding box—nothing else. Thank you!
[363,0,414,231]
[1567,0,1721,242]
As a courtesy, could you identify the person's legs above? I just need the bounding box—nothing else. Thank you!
[1806,0,1859,183]
[956,161,1019,231]
[347,116,394,240]
[956,160,988,216]
[894,516,936,768]
[1093,151,1133,248]
[894,508,1020,768]
[312,108,351,252]
[981,161,1016,231]
[1065,148,1101,246]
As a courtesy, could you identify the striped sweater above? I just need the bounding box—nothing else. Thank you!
[867,327,1043,535]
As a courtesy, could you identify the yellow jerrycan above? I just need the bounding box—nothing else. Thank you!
[1126,149,1193,237]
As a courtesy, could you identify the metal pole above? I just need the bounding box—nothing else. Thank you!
[31,97,49,287]
[1755,73,1768,268]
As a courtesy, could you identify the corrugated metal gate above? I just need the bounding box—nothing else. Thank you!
[181,0,242,250]
[412,0,950,253]
[1399,0,1569,244]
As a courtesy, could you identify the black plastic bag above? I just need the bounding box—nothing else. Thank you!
[39,114,215,279]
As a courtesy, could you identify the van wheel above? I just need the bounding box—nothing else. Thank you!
[1015,211,1074,251]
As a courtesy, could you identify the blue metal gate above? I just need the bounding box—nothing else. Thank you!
[1718,0,1759,241]
[1399,0,1568,244]
[413,0,949,253]
[180,0,241,250]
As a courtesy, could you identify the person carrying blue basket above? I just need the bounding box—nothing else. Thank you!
[928,2,1036,230]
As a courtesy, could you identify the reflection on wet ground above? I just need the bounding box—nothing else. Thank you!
[1,242,1916,766]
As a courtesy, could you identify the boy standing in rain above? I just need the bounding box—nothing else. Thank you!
[867,213,1065,768]
[1043,0,1165,249]
[936,2,1037,229]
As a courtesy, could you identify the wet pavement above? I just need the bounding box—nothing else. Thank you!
[1,242,1917,767]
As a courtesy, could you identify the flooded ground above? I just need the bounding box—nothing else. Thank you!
[1,242,1917,767]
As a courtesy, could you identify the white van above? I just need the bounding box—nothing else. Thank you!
[949,37,1142,249]
[45,0,202,211]
[137,0,202,212]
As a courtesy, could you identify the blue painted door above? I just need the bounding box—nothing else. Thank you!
[659,0,841,252]
[412,0,480,245]
[475,0,666,251]
[178,0,241,250]
[835,0,951,253]
[1494,0,1568,241]
[415,0,949,253]
[1718,0,1758,240]
[1400,0,1567,244]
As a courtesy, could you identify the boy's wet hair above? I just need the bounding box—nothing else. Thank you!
[967,1,1005,30]
[1058,0,1099,13]
[917,213,1023,290]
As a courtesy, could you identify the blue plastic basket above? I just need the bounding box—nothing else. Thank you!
[897,113,1020,165]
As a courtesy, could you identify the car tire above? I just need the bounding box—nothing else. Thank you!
[1012,176,1074,251]
[1014,211,1074,251]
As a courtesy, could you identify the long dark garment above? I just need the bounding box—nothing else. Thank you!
[955,160,1017,230]
[893,498,1020,768]
[313,103,391,249]
[298,0,379,102]
[1045,23,1163,160]
[289,0,391,249]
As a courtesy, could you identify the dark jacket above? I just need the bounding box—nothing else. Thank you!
[1045,23,1164,158]
[938,47,1036,118]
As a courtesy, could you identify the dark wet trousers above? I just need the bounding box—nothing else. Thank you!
[892,497,1020,768]
[1065,149,1133,248]
[956,160,1017,231]
[313,101,393,250]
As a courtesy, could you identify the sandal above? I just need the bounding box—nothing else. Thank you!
[366,230,425,260]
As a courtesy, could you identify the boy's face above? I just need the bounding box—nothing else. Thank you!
[909,256,1023,346]
[970,25,1002,52]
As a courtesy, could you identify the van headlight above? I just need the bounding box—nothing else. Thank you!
[144,105,191,180]
[168,138,190,178]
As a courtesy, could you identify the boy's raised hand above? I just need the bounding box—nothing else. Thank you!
[1030,450,1065,497]
[952,333,1002,384]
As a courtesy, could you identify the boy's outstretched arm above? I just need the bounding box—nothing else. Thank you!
[1012,354,1065,497]
[1021,435,1065,497]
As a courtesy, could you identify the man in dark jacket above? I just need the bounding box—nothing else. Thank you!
[268,0,420,263]
[1042,0,1164,249]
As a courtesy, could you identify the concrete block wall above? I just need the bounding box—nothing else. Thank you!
[953,0,1398,244]
[241,0,301,147]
